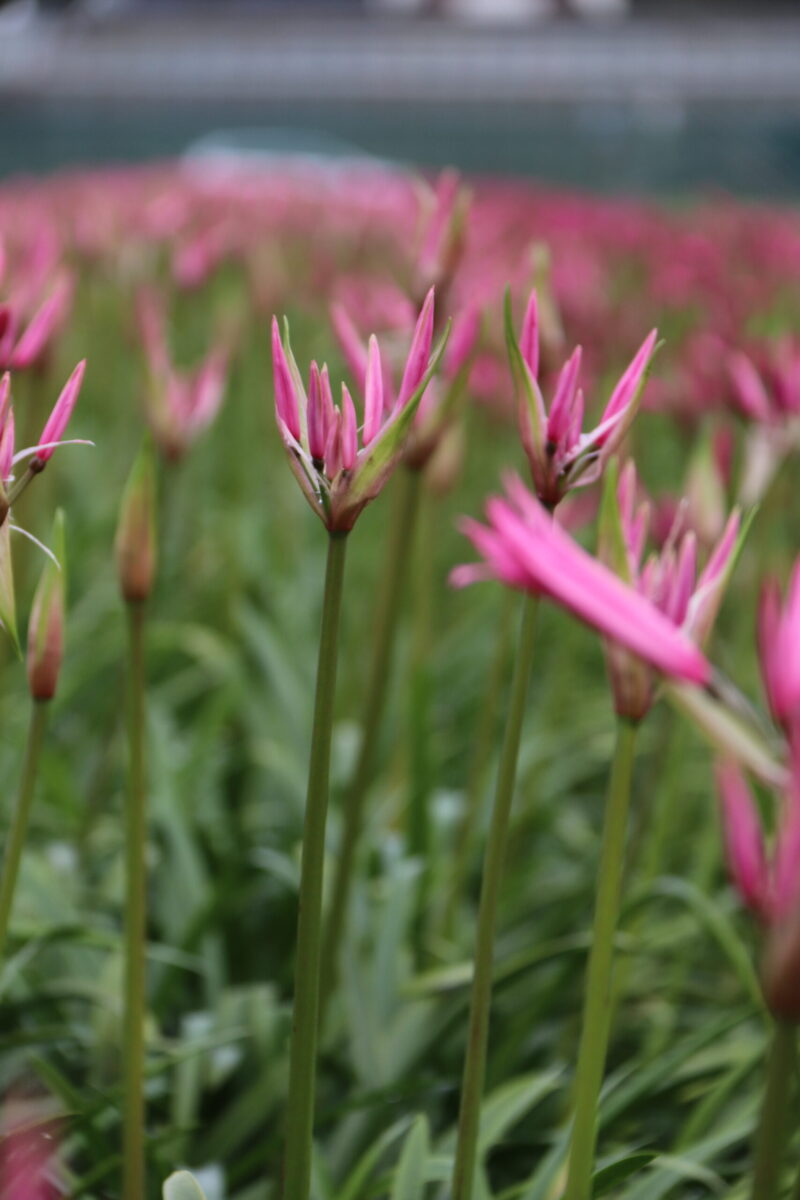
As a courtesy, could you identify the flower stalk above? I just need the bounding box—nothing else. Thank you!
[451,593,538,1200]
[283,531,348,1200]
[320,469,421,1007]
[0,700,49,964]
[751,1020,795,1200]
[563,716,638,1200]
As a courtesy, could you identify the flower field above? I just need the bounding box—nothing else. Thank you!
[1,160,800,1199]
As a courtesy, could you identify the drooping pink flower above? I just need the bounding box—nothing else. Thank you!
[506,288,658,508]
[451,472,711,689]
[137,290,229,461]
[273,291,448,532]
[599,460,740,720]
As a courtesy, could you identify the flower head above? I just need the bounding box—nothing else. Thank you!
[599,460,740,720]
[273,290,448,531]
[137,289,229,461]
[505,288,658,508]
[717,757,800,1019]
[451,472,711,689]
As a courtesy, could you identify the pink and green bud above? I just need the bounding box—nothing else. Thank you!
[27,510,66,701]
[34,359,85,467]
[115,441,157,603]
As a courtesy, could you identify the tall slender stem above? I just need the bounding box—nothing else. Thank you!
[408,484,434,963]
[320,471,420,1006]
[123,600,148,1200]
[451,594,538,1200]
[0,700,49,963]
[751,1021,795,1200]
[442,588,516,937]
[564,717,638,1200]
[283,532,349,1200]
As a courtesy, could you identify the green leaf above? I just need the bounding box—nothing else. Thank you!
[597,459,632,584]
[667,680,787,789]
[592,1151,657,1196]
[478,1069,562,1155]
[390,1114,429,1200]
[163,1171,209,1200]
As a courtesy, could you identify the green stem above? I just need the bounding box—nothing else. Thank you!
[320,471,421,1007]
[408,484,434,963]
[442,588,516,938]
[451,594,538,1200]
[283,531,349,1200]
[751,1021,795,1200]
[123,600,148,1200]
[0,700,49,963]
[564,717,638,1200]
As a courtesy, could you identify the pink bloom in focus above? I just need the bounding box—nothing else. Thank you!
[599,460,740,720]
[137,289,229,461]
[451,472,711,689]
[506,288,658,508]
[273,290,448,531]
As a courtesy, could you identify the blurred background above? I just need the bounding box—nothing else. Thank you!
[1,0,799,196]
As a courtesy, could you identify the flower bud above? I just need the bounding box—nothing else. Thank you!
[27,510,66,701]
[115,442,157,603]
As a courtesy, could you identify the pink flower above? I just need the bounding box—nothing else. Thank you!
[273,290,448,531]
[451,473,711,689]
[0,1095,61,1200]
[0,272,73,372]
[34,360,86,465]
[137,290,229,460]
[717,758,800,1019]
[758,562,800,744]
[599,460,740,719]
[506,288,658,508]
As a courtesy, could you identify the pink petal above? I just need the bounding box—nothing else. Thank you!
[546,347,583,451]
[36,360,85,464]
[330,304,368,394]
[600,329,658,432]
[520,289,539,379]
[363,335,384,446]
[9,274,73,371]
[396,287,435,411]
[716,759,769,917]
[728,352,772,422]
[271,317,300,442]
[340,384,358,471]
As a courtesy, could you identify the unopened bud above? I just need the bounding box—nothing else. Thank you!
[115,442,157,603]
[27,510,66,701]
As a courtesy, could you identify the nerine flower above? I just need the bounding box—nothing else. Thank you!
[505,288,658,508]
[728,340,800,505]
[451,472,710,689]
[717,758,800,1019]
[273,290,448,531]
[759,561,800,746]
[331,293,478,470]
[137,289,229,461]
[0,271,74,372]
[0,360,86,522]
[599,460,740,721]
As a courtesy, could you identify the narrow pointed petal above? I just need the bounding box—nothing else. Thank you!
[363,335,384,446]
[340,384,358,471]
[324,408,343,479]
[445,305,480,378]
[307,362,328,461]
[519,289,540,378]
[8,274,73,370]
[728,351,772,422]
[601,329,659,430]
[716,759,769,916]
[666,532,697,625]
[271,317,301,442]
[397,287,435,410]
[330,303,368,393]
[36,360,85,465]
[546,347,582,450]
